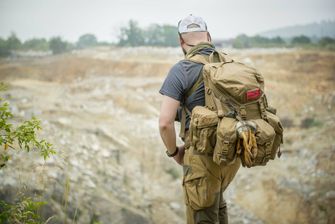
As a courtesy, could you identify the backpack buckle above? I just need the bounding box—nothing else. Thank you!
[239,106,247,120]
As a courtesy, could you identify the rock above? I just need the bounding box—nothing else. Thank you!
[57,117,71,125]
[325,191,335,199]
[169,201,181,211]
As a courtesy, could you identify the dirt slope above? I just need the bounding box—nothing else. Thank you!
[0,47,334,224]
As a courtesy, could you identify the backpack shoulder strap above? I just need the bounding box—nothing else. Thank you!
[187,50,233,64]
[179,55,206,139]
[179,70,204,139]
[179,50,233,139]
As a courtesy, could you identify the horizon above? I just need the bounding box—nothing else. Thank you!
[1,19,334,43]
[1,0,334,42]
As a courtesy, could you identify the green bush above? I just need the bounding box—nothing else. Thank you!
[318,37,335,50]
[281,116,294,128]
[49,37,69,54]
[0,196,48,224]
[0,83,55,223]
[300,117,322,129]
[77,34,98,49]
[0,82,55,168]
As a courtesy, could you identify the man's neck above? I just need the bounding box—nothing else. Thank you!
[185,41,213,54]
[185,41,209,52]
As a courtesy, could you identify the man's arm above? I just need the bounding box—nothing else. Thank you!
[159,95,184,165]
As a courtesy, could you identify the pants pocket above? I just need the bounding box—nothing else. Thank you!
[183,173,221,211]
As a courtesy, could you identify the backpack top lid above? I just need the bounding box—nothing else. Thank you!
[204,61,265,105]
[185,43,265,105]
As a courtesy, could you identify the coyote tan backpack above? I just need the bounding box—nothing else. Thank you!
[181,44,283,168]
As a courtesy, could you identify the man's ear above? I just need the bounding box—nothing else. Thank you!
[179,35,184,45]
[207,32,212,42]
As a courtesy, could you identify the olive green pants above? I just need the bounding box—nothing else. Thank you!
[182,146,241,224]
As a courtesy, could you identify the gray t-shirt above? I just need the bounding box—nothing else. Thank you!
[159,47,214,129]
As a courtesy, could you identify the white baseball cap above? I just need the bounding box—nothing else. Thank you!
[178,14,208,34]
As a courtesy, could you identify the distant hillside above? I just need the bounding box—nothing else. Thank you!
[259,20,335,38]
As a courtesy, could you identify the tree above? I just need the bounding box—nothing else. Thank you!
[22,38,49,51]
[0,38,10,57]
[272,36,285,45]
[145,24,164,46]
[49,37,68,54]
[76,33,98,49]
[291,35,311,45]
[6,32,21,50]
[118,20,145,46]
[159,25,179,47]
[319,37,335,46]
[0,33,22,57]
[232,34,250,48]
[117,21,179,47]
[146,24,179,46]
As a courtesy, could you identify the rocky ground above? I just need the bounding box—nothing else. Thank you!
[0,46,334,224]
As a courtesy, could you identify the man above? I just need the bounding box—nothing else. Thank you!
[159,15,240,224]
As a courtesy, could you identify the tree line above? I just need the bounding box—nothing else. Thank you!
[0,32,102,57]
[232,34,335,50]
[117,20,179,47]
[1,20,335,57]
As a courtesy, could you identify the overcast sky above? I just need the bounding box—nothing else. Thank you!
[0,0,334,42]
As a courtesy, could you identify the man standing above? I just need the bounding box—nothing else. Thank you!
[159,15,240,224]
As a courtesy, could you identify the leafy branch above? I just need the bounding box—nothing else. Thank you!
[0,83,56,222]
[0,83,55,168]
[0,195,51,224]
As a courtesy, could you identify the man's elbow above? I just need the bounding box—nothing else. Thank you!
[159,118,173,131]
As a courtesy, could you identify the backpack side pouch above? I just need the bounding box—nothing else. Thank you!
[252,119,276,166]
[189,106,218,153]
[266,111,284,159]
[213,117,239,166]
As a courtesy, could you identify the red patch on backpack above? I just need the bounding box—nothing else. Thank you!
[246,88,261,101]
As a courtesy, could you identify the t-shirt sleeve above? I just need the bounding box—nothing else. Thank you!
[159,62,187,102]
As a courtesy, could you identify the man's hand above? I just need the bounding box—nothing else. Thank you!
[173,145,185,165]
